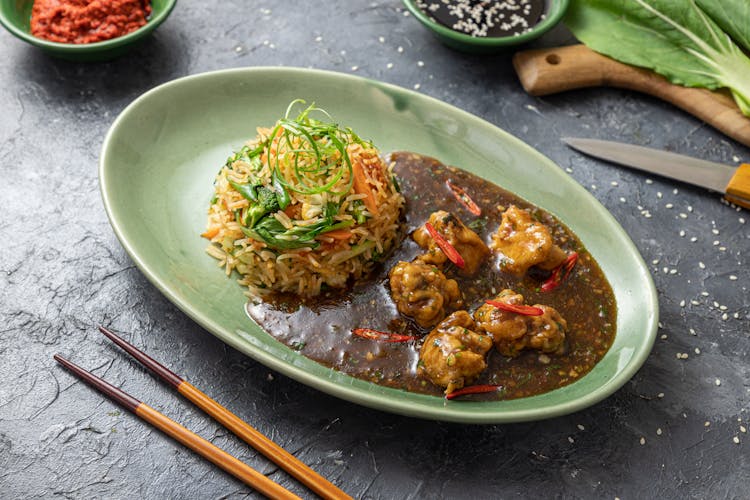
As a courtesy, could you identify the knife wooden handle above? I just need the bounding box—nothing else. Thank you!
[512,45,750,148]
[726,163,750,209]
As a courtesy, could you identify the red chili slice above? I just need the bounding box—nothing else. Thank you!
[540,252,579,292]
[485,300,544,316]
[446,384,503,400]
[425,222,465,269]
[351,328,417,343]
[446,180,482,216]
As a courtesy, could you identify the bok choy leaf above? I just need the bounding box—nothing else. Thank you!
[566,0,750,116]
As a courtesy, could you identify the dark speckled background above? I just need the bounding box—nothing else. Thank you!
[1,1,748,498]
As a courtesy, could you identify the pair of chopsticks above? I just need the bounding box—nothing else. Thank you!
[54,326,351,500]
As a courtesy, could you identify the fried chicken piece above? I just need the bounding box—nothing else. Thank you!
[413,210,490,276]
[473,289,567,357]
[389,259,463,328]
[418,311,493,394]
[489,205,566,275]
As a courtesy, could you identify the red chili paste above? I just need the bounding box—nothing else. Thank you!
[30,0,152,44]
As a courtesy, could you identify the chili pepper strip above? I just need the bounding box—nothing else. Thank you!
[485,300,544,316]
[425,222,465,269]
[446,180,482,216]
[446,384,503,400]
[351,328,418,343]
[541,252,579,292]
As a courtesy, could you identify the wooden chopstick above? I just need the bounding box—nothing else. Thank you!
[98,326,351,500]
[53,354,300,500]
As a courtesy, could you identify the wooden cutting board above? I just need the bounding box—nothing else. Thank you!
[512,44,750,148]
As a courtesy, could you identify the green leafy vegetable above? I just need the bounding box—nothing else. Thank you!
[243,186,280,228]
[229,179,260,202]
[271,168,291,209]
[242,200,355,250]
[566,0,750,116]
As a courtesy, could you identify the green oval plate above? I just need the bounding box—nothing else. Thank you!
[100,68,657,424]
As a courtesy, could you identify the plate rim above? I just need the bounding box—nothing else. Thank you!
[99,66,659,424]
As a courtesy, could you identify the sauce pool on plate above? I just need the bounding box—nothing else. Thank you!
[30,0,151,44]
[247,152,617,401]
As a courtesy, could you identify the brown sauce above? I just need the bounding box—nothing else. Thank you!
[246,152,617,400]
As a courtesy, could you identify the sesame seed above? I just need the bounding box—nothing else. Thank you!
[639,437,646,445]
[568,436,575,443]
[713,240,720,246]
[657,191,663,198]
[577,424,585,431]
[413,83,421,90]
[694,348,701,354]
[397,46,404,53]
[690,237,697,242]
[680,300,686,307]
[701,291,710,297]
[689,328,697,335]
[687,206,693,212]
[712,229,720,235]
[657,392,665,398]
[646,179,654,184]
[720,305,728,311]
[740,217,745,224]
[378,36,385,43]
[665,203,674,209]
[660,334,667,340]
[715,379,721,386]
[722,313,729,320]
[656,428,662,435]
[315,36,323,42]
[691,300,700,306]
[699,262,706,269]
[705,421,711,427]
[386,62,393,69]
[729,275,738,281]
[679,230,686,237]
[741,426,747,433]
[652,259,660,265]
[679,213,687,219]
[669,269,677,275]
[620,197,626,203]
[733,436,740,444]
[611,181,619,186]
[351,65,359,71]
[673,188,679,194]
[417,60,425,67]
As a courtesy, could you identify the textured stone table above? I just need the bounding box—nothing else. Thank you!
[1,1,748,498]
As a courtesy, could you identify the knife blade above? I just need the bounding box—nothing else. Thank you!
[562,137,750,210]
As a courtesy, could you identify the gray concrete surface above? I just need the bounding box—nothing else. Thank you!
[1,1,748,498]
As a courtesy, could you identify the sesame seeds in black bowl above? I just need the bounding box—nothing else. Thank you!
[403,0,570,53]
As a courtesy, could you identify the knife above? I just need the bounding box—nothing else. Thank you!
[562,137,750,210]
